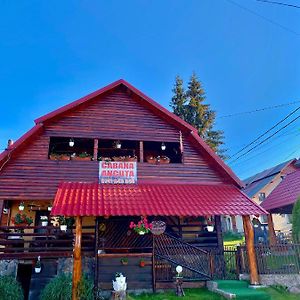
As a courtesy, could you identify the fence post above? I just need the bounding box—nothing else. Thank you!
[267,214,277,246]
[243,215,260,285]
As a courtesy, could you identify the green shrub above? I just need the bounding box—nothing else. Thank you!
[292,197,300,242]
[40,273,94,300]
[223,231,243,241]
[0,276,24,300]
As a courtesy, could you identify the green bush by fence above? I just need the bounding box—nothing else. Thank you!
[0,276,24,300]
[40,273,94,300]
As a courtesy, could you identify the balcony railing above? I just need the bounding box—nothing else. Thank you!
[0,225,95,259]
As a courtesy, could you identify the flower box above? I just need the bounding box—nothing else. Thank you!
[146,157,157,164]
[71,156,92,161]
[158,156,170,164]
[60,225,67,231]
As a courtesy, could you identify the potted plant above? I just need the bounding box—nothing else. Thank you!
[58,216,74,231]
[72,152,92,161]
[157,155,170,164]
[124,155,137,162]
[40,216,48,226]
[146,156,157,164]
[206,216,214,232]
[98,156,112,162]
[58,216,67,231]
[129,216,152,235]
[139,259,145,268]
[120,258,128,265]
[12,212,33,233]
[35,256,42,273]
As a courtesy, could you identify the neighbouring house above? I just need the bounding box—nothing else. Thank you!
[261,168,300,235]
[0,79,266,298]
[224,159,298,234]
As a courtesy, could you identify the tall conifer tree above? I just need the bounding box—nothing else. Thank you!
[170,72,226,159]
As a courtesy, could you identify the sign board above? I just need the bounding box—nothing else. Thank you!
[99,161,137,184]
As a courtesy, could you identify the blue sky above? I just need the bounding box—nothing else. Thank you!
[0,0,300,179]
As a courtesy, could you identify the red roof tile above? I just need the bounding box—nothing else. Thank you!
[51,182,267,217]
[261,170,300,211]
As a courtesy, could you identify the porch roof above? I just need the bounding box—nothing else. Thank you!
[51,182,267,217]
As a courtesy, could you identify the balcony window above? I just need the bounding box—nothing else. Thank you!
[97,139,139,162]
[144,141,182,164]
[48,137,94,161]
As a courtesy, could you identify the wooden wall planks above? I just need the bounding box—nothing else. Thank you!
[0,88,227,200]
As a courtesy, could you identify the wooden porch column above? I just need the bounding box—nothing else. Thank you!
[0,200,4,225]
[72,216,82,300]
[231,215,238,233]
[242,215,260,285]
[215,216,224,250]
[267,214,276,246]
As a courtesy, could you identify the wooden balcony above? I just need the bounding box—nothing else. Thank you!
[0,225,95,259]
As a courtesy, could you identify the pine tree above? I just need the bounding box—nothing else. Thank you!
[292,197,300,242]
[170,76,186,120]
[170,73,227,159]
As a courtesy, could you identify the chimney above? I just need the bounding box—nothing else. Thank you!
[7,139,14,149]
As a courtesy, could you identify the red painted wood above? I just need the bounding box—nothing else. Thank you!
[0,88,234,201]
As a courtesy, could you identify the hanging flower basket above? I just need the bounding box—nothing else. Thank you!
[129,217,152,235]
[151,220,166,235]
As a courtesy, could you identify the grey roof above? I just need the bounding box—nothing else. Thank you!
[243,159,295,198]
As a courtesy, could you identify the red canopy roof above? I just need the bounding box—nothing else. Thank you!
[261,170,300,211]
[51,182,267,217]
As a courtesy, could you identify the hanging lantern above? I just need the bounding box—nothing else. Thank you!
[18,202,25,211]
[69,138,75,147]
[161,142,166,151]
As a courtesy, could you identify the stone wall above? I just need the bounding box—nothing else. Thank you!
[0,259,18,277]
[260,274,300,289]
[57,257,95,279]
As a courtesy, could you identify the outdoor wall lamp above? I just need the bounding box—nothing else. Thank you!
[161,142,166,151]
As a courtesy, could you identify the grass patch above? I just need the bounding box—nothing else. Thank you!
[264,286,300,300]
[129,288,225,299]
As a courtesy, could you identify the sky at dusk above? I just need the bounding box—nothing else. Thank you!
[0,0,300,180]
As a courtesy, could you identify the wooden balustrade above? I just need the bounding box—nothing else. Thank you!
[0,225,95,259]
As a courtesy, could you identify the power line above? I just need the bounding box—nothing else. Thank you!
[225,0,300,36]
[255,0,300,9]
[229,113,300,163]
[218,100,300,118]
[229,106,300,160]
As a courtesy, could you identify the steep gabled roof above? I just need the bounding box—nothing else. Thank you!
[243,159,296,198]
[0,79,243,187]
[261,169,300,212]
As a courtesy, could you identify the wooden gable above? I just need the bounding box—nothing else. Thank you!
[0,80,241,200]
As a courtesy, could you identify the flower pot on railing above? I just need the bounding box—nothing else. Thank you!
[41,221,48,227]
[146,156,157,164]
[157,156,170,164]
[206,225,214,232]
[139,260,145,268]
[35,266,41,273]
[60,224,67,231]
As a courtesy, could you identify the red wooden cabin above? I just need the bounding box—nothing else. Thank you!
[0,79,266,297]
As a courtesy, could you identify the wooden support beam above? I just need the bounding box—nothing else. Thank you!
[93,139,98,161]
[267,214,276,246]
[242,215,260,285]
[231,215,238,233]
[94,217,100,294]
[0,200,4,225]
[215,216,224,251]
[72,216,82,300]
[139,141,144,163]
